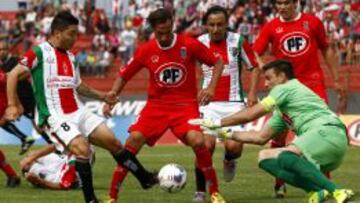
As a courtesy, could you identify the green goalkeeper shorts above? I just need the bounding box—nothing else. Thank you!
[291,124,348,172]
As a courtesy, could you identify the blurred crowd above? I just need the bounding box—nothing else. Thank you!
[0,0,359,78]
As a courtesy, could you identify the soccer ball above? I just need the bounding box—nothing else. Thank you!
[158,163,187,193]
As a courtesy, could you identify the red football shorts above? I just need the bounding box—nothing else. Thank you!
[128,102,201,146]
[0,93,7,118]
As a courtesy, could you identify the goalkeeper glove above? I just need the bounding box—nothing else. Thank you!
[188,118,221,129]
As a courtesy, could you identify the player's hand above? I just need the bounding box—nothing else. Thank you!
[103,91,119,105]
[103,103,115,118]
[201,126,233,140]
[20,156,34,172]
[188,118,221,129]
[4,104,22,121]
[247,92,258,107]
[198,87,215,106]
[25,172,42,185]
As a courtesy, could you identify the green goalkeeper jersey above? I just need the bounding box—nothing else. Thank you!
[263,79,344,135]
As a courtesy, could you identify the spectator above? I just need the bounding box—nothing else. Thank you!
[120,20,137,64]
[76,49,88,75]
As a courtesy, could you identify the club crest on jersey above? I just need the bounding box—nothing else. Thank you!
[20,57,28,66]
[276,27,283,33]
[279,32,310,57]
[230,47,238,57]
[46,57,55,64]
[155,62,187,87]
[303,21,309,30]
[180,47,187,59]
[151,55,159,63]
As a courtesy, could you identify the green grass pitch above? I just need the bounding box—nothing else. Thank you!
[0,145,359,203]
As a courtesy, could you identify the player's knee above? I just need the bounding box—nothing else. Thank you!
[125,132,146,150]
[69,136,91,158]
[225,141,243,156]
[204,136,216,153]
[258,149,273,163]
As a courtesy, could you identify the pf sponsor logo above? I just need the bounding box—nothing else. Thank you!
[280,32,310,57]
[155,62,187,87]
[347,119,360,146]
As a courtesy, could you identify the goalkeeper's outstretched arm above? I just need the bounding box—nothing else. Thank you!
[221,102,269,127]
[229,125,275,145]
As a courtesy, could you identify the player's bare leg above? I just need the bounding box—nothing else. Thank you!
[223,140,243,182]
[69,135,98,203]
[270,131,287,198]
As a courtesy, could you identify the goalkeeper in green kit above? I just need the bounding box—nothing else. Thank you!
[189,59,354,203]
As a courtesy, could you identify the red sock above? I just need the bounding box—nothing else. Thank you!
[194,146,218,194]
[109,144,138,199]
[0,150,17,177]
[109,165,128,199]
[270,135,286,188]
[324,171,331,179]
[275,178,285,188]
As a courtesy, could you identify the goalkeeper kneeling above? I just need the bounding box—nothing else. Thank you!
[189,59,354,203]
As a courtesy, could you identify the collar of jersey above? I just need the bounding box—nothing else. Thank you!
[156,33,177,50]
[279,12,302,23]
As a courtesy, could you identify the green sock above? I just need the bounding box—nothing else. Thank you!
[259,159,321,192]
[277,151,337,192]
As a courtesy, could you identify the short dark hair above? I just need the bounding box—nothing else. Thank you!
[263,59,295,79]
[202,5,229,25]
[50,11,79,34]
[147,8,173,28]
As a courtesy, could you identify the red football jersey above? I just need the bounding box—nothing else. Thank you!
[0,69,7,117]
[253,13,328,83]
[119,34,218,104]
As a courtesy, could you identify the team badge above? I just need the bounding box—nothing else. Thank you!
[20,57,28,66]
[46,57,55,64]
[151,55,159,63]
[230,47,238,57]
[276,27,283,33]
[155,62,187,87]
[180,47,187,59]
[303,21,309,30]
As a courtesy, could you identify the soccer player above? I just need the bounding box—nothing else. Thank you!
[20,145,93,190]
[5,11,157,203]
[104,8,226,203]
[0,68,21,188]
[190,59,354,203]
[0,40,38,155]
[193,5,260,202]
[253,0,345,196]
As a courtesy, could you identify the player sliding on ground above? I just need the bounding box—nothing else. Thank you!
[189,59,354,203]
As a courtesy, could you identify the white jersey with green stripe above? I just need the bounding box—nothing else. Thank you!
[197,32,258,102]
[19,42,82,127]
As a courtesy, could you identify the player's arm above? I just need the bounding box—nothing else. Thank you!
[25,172,63,190]
[194,39,224,105]
[230,125,276,145]
[76,82,117,105]
[20,144,56,172]
[221,101,269,127]
[5,64,31,121]
[109,76,127,97]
